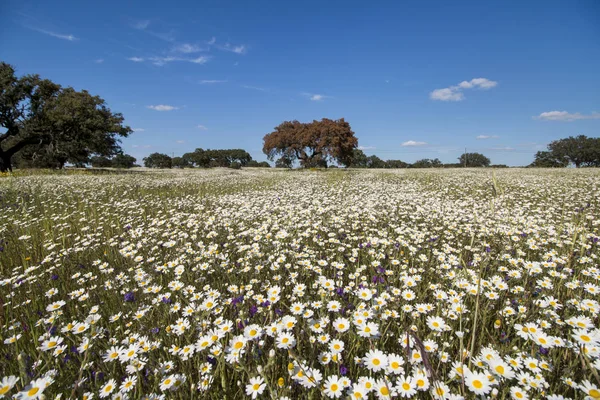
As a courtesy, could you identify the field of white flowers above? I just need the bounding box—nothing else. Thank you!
[0,168,599,400]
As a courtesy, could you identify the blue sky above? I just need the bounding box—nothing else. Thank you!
[1,0,599,166]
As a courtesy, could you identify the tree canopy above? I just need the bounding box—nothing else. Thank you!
[263,118,358,168]
[143,153,172,169]
[458,152,491,167]
[547,135,600,168]
[0,62,132,171]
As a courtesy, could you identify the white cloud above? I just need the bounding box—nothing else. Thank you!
[131,55,210,66]
[401,140,428,146]
[535,111,600,121]
[489,146,515,151]
[430,77,497,101]
[458,78,498,89]
[176,140,185,144]
[358,146,376,150]
[189,56,210,64]
[476,135,499,139]
[197,125,208,130]
[209,38,247,54]
[29,27,77,41]
[149,56,179,66]
[147,105,178,111]
[94,59,104,64]
[199,80,227,84]
[133,20,150,30]
[301,92,329,101]
[243,85,268,91]
[430,88,464,101]
[174,43,203,53]
[132,128,145,132]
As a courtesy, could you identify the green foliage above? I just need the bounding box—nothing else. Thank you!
[229,161,242,169]
[0,62,132,172]
[529,151,568,168]
[111,154,137,169]
[458,152,491,167]
[411,158,442,168]
[143,152,172,168]
[546,135,600,168]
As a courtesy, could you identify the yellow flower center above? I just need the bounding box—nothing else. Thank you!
[331,384,339,391]
[28,387,40,396]
[402,383,410,390]
[473,380,483,389]
[373,358,380,366]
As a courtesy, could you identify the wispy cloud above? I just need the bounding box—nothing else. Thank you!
[189,56,210,64]
[147,105,178,111]
[301,92,330,101]
[243,85,268,92]
[476,135,499,139]
[94,59,104,64]
[489,146,515,151]
[199,80,227,84]
[358,146,376,150]
[173,43,204,53]
[535,111,600,121]
[27,27,77,41]
[131,19,175,42]
[132,128,145,132]
[401,140,428,146]
[197,125,208,130]
[430,78,497,101]
[207,37,247,54]
[133,20,150,30]
[129,55,210,66]
[176,140,185,144]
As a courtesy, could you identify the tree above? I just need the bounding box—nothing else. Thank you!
[529,151,569,168]
[89,155,113,168]
[412,158,442,168]
[547,135,600,168]
[247,160,271,168]
[143,153,172,168]
[183,148,211,168]
[112,154,136,168]
[263,118,358,168]
[458,152,490,167]
[275,155,293,168]
[349,149,369,168]
[171,156,190,169]
[366,155,386,168]
[385,159,409,168]
[0,62,132,171]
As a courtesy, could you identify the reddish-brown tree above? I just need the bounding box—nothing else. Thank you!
[262,118,357,168]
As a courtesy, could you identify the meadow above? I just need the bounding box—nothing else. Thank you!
[0,168,599,399]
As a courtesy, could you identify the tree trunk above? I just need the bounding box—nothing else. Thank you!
[0,152,13,172]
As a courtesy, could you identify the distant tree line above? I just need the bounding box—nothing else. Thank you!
[530,135,600,168]
[347,149,496,168]
[143,149,271,169]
